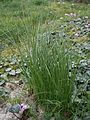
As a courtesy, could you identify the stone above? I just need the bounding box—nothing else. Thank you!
[5,68,12,72]
[60,17,63,20]
[0,66,3,68]
[74,33,80,37]
[84,16,88,19]
[9,70,16,76]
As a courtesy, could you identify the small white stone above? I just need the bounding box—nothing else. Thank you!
[0,66,3,68]
[60,17,63,20]
[9,70,16,76]
[18,59,21,62]
[5,68,12,72]
[75,33,79,37]
[65,13,69,16]
[70,13,76,17]
[85,25,89,28]
[57,2,61,4]
[10,61,16,65]
[85,16,88,19]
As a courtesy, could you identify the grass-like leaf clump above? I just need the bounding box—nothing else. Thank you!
[21,31,78,119]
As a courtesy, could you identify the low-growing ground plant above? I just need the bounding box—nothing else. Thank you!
[19,27,79,119]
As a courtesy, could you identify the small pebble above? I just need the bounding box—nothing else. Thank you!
[5,68,12,72]
[0,66,3,68]
[9,70,16,76]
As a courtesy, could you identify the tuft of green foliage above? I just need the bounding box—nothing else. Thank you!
[20,27,79,119]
